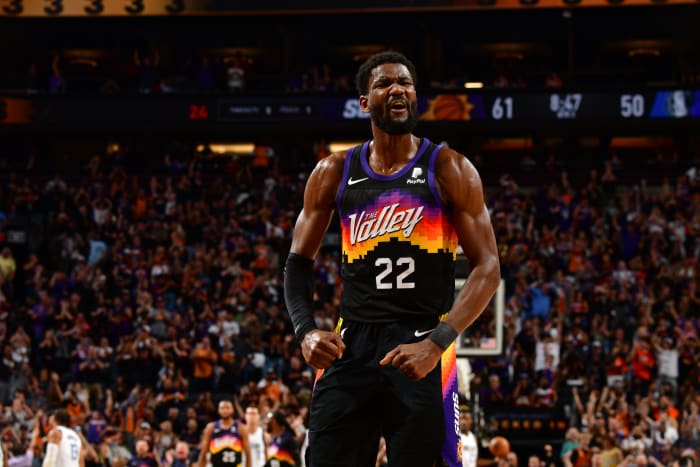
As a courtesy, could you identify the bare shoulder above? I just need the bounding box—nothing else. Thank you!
[433,146,483,205]
[47,428,62,444]
[304,151,348,207]
[308,151,346,183]
[202,422,215,435]
[434,146,479,179]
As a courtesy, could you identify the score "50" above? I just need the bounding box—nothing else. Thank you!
[620,94,645,118]
[1,0,185,15]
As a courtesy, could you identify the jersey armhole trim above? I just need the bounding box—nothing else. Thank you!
[428,143,446,211]
[335,143,365,212]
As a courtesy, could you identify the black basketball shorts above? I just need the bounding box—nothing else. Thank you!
[306,317,460,467]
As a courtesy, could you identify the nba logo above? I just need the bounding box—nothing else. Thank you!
[411,167,423,179]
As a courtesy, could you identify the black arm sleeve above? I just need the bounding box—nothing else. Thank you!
[283,253,317,341]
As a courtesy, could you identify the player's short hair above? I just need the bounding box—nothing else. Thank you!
[355,50,417,96]
[53,409,71,426]
[269,410,293,432]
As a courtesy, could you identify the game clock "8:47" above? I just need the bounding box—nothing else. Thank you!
[0,0,185,15]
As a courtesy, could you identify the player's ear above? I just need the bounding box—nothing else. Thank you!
[359,95,370,113]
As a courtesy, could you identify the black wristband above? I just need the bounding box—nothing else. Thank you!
[283,253,318,341]
[428,321,458,351]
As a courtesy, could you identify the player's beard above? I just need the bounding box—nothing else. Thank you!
[370,100,418,135]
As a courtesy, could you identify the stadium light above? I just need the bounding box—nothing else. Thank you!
[329,141,362,153]
[196,143,255,155]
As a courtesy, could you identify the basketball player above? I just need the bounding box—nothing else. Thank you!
[283,50,500,466]
[264,412,300,467]
[198,400,251,467]
[1,432,7,467]
[41,409,82,467]
[244,405,267,467]
[459,412,478,467]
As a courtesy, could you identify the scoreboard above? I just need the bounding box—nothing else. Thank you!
[1,89,698,129]
[422,89,700,123]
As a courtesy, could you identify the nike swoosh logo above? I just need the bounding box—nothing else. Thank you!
[347,177,369,185]
[414,328,434,338]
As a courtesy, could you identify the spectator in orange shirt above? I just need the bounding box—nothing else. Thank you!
[191,336,217,394]
[251,235,271,274]
[133,189,149,220]
[628,331,656,397]
[64,385,90,425]
[653,395,680,422]
[257,369,288,411]
[251,144,273,183]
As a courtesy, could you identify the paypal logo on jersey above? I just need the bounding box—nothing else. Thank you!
[342,100,371,119]
[407,166,426,185]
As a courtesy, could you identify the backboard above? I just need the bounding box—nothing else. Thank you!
[454,246,505,358]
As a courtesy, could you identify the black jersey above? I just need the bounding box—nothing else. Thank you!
[335,138,458,323]
[264,429,299,467]
[208,420,243,467]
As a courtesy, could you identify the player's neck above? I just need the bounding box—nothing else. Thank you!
[368,134,419,175]
[219,417,234,427]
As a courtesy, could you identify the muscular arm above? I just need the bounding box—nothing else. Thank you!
[285,153,347,369]
[79,439,86,467]
[42,429,62,467]
[380,148,500,380]
[289,152,344,258]
[197,424,212,467]
[77,431,95,466]
[238,423,251,467]
[437,149,501,337]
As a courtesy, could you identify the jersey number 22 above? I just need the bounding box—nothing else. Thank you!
[375,257,415,289]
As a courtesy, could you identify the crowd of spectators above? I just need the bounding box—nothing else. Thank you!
[6,41,577,97]
[0,145,310,467]
[13,48,358,97]
[0,140,698,467]
[8,29,700,97]
[470,155,699,466]
[17,49,564,96]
